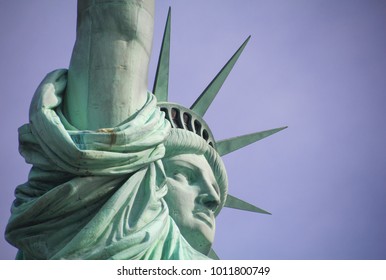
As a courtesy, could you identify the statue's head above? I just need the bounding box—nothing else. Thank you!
[155,39,285,255]
[154,9,286,257]
[162,112,228,254]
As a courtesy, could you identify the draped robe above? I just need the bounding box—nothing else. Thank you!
[5,69,209,260]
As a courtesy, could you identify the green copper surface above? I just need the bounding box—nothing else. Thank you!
[208,249,220,260]
[153,7,171,102]
[225,194,271,214]
[190,36,251,117]
[217,126,288,156]
[64,0,155,130]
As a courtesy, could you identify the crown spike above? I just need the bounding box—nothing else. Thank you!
[153,7,171,102]
[225,194,271,215]
[190,36,251,117]
[217,126,287,156]
[208,248,220,260]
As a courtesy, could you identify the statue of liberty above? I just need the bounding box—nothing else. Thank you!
[5,0,285,259]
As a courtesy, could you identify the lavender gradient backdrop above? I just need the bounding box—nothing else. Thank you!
[1,0,386,259]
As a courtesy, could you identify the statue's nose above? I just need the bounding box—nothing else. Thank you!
[197,185,220,212]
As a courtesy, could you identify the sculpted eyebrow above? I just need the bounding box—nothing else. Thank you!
[167,160,201,172]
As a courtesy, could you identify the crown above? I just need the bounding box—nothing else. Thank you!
[159,102,216,149]
[153,8,286,259]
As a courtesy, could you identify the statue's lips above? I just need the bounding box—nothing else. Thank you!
[193,211,214,229]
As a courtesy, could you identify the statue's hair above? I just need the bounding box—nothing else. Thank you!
[163,129,228,214]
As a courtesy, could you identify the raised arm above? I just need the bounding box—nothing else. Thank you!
[63,0,155,130]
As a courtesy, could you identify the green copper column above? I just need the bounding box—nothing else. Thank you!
[63,0,155,130]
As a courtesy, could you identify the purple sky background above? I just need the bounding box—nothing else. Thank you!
[1,0,386,259]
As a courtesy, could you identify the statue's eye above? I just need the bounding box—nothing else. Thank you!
[173,169,195,183]
[173,173,188,182]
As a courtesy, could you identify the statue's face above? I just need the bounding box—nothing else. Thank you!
[163,154,221,255]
